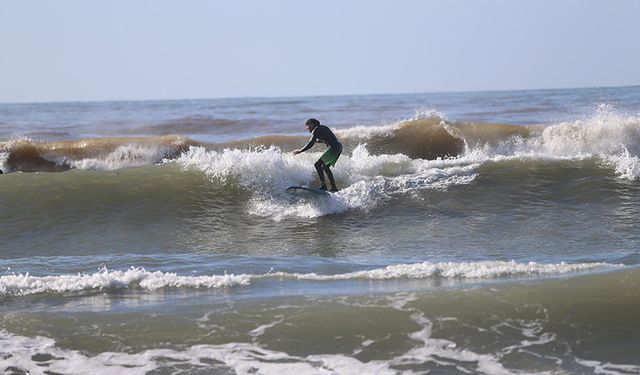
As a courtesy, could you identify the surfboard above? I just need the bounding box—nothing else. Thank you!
[285,186,331,197]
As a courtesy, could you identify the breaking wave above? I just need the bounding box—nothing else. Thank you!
[0,261,620,297]
[2,106,640,181]
[0,135,196,173]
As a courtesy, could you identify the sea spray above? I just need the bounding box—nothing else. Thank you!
[174,144,479,218]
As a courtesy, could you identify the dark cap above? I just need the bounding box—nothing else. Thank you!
[305,118,320,127]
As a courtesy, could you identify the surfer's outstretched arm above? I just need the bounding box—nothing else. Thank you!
[293,134,316,155]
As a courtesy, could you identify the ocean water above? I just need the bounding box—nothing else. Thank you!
[1,87,640,374]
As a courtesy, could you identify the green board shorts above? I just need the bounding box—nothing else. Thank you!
[320,144,342,167]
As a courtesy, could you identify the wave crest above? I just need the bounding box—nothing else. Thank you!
[0,261,619,297]
[0,135,196,172]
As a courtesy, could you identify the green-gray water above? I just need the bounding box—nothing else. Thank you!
[2,87,640,374]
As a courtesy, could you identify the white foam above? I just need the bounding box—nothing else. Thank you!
[395,320,517,375]
[51,144,174,170]
[175,145,306,190]
[0,330,395,375]
[1,137,189,172]
[604,152,640,180]
[0,150,9,174]
[175,144,479,219]
[0,267,250,296]
[0,325,516,375]
[335,123,399,140]
[0,261,620,297]
[575,358,640,375]
[2,274,637,375]
[249,316,286,338]
[463,105,640,180]
[541,105,640,157]
[273,260,618,281]
[385,292,537,374]
[342,292,519,374]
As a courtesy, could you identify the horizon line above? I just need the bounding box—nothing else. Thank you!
[2,83,639,106]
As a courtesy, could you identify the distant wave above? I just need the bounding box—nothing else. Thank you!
[0,261,621,296]
[0,135,197,172]
[0,113,524,173]
[453,104,640,180]
[218,114,469,159]
[216,112,537,160]
[2,107,640,182]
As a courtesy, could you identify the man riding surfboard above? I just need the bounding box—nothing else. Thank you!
[293,118,342,192]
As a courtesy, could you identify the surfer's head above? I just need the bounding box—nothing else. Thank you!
[305,118,320,132]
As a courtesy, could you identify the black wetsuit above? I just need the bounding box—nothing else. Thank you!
[299,125,342,191]
[299,125,342,153]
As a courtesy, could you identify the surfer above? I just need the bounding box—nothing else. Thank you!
[293,118,342,192]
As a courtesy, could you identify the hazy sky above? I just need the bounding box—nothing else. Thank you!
[1,0,639,103]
